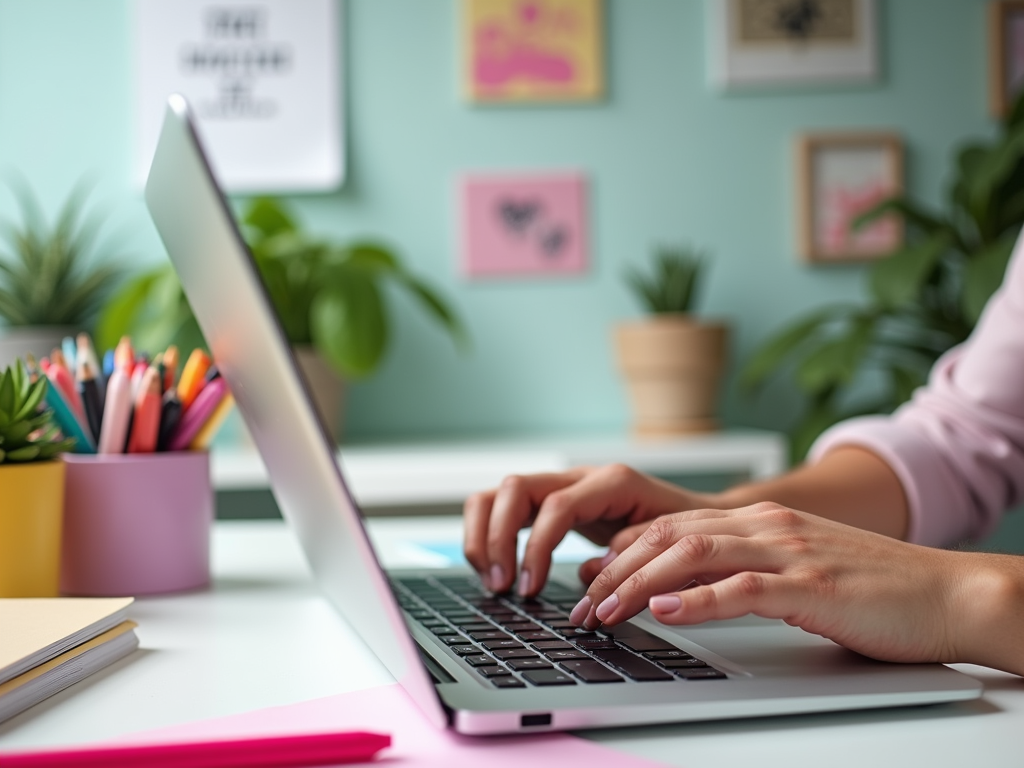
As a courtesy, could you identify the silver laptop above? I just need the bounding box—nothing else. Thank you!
[144,94,982,735]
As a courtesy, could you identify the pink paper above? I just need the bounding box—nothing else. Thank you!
[117,683,668,767]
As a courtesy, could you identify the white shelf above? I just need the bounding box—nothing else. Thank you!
[211,429,787,508]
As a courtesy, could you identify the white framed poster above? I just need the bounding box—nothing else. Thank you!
[706,0,878,90]
[133,0,343,192]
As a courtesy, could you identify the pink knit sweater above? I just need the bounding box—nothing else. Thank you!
[810,234,1024,547]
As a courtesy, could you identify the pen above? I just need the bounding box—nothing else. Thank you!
[177,348,212,410]
[114,336,134,372]
[156,388,183,451]
[126,367,162,454]
[168,376,227,451]
[130,355,149,399]
[76,361,104,442]
[97,362,132,454]
[189,391,234,450]
[0,730,391,768]
[77,332,104,400]
[163,344,179,391]
[45,352,86,424]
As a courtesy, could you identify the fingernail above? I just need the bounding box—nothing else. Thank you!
[649,594,682,613]
[517,569,532,596]
[598,550,617,569]
[489,564,505,592]
[569,596,592,625]
[595,593,619,622]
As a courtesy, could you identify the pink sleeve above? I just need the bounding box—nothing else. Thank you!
[809,234,1024,547]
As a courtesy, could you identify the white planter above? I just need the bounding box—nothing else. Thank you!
[0,326,76,371]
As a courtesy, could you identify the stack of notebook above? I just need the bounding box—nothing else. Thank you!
[0,597,138,723]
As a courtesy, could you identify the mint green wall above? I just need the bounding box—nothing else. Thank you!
[0,0,995,442]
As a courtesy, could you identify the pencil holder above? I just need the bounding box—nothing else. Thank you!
[0,461,65,597]
[60,451,213,596]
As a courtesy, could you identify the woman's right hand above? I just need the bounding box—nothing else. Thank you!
[462,464,717,596]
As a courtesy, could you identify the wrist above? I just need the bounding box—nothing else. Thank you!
[949,553,1024,675]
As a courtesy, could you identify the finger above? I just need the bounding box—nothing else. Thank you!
[648,572,800,626]
[486,471,586,593]
[593,534,783,625]
[574,512,749,628]
[463,489,496,579]
[519,464,662,596]
[604,507,735,556]
[577,549,619,587]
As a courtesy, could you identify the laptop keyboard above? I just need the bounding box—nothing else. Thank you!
[392,575,727,689]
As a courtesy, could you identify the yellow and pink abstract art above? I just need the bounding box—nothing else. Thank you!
[462,0,603,102]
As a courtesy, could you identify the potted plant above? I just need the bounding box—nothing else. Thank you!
[0,360,76,596]
[614,245,728,436]
[99,197,466,442]
[741,94,1024,462]
[0,181,123,369]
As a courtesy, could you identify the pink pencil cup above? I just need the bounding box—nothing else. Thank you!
[60,452,214,596]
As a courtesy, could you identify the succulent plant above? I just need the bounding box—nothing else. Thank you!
[625,245,707,315]
[0,360,75,463]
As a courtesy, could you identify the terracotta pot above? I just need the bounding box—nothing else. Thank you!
[293,346,345,444]
[0,460,65,597]
[613,315,729,436]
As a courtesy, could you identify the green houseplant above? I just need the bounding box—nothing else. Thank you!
[613,245,729,435]
[100,197,466,439]
[742,96,1024,462]
[0,182,123,369]
[0,360,75,596]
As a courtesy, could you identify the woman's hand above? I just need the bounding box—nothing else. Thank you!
[462,464,716,595]
[569,502,1013,668]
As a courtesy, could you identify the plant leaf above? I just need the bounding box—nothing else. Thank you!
[243,197,297,240]
[962,235,1016,324]
[794,316,875,396]
[396,273,470,351]
[868,234,949,309]
[310,271,388,379]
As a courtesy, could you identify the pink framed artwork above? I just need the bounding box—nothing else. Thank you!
[990,1,1024,117]
[796,132,904,263]
[459,173,588,278]
[462,0,603,102]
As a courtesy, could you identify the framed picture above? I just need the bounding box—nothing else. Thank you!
[461,0,603,103]
[707,0,878,90]
[459,173,588,278]
[796,132,904,263]
[990,1,1024,117]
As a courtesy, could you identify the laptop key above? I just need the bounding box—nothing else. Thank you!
[476,665,511,678]
[517,631,557,642]
[658,658,709,669]
[503,622,542,633]
[506,658,554,671]
[590,650,673,681]
[491,648,538,660]
[643,650,693,660]
[480,639,524,651]
[559,660,625,683]
[531,640,574,651]
[674,667,727,680]
[542,649,589,661]
[465,654,496,667]
[468,631,511,642]
[521,669,577,686]
[572,638,618,650]
[614,634,680,653]
[491,676,526,689]
[460,623,496,633]
[440,634,467,645]
[546,620,577,629]
[450,645,480,656]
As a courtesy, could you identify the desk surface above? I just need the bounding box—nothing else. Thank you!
[1,519,1019,768]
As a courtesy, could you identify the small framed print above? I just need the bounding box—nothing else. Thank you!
[459,172,588,278]
[461,0,603,103]
[707,0,879,90]
[989,1,1024,117]
[796,132,904,264]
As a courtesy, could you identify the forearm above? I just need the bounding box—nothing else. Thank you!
[708,446,909,540]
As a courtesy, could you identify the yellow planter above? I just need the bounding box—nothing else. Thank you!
[0,461,65,597]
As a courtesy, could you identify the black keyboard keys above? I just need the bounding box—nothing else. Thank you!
[491,676,526,688]
[521,668,577,686]
[590,650,673,681]
[559,660,624,683]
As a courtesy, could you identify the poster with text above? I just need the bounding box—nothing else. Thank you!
[134,0,343,192]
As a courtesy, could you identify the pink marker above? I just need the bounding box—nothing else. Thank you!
[97,365,132,454]
[167,377,228,451]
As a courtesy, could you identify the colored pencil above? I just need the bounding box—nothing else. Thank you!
[177,349,212,410]
[126,367,162,453]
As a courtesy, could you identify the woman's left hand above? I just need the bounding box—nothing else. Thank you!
[569,502,980,666]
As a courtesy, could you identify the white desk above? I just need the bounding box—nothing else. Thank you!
[212,430,787,508]
[1,519,1019,768]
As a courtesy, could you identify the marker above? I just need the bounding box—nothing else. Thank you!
[189,392,234,450]
[76,361,104,442]
[61,336,77,372]
[168,377,227,451]
[77,333,104,400]
[42,378,96,453]
[45,354,86,424]
[102,349,115,379]
[114,336,134,372]
[177,349,212,410]
[50,348,69,373]
[130,355,149,399]
[156,389,183,451]
[162,345,179,391]
[126,367,162,453]
[97,364,132,454]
